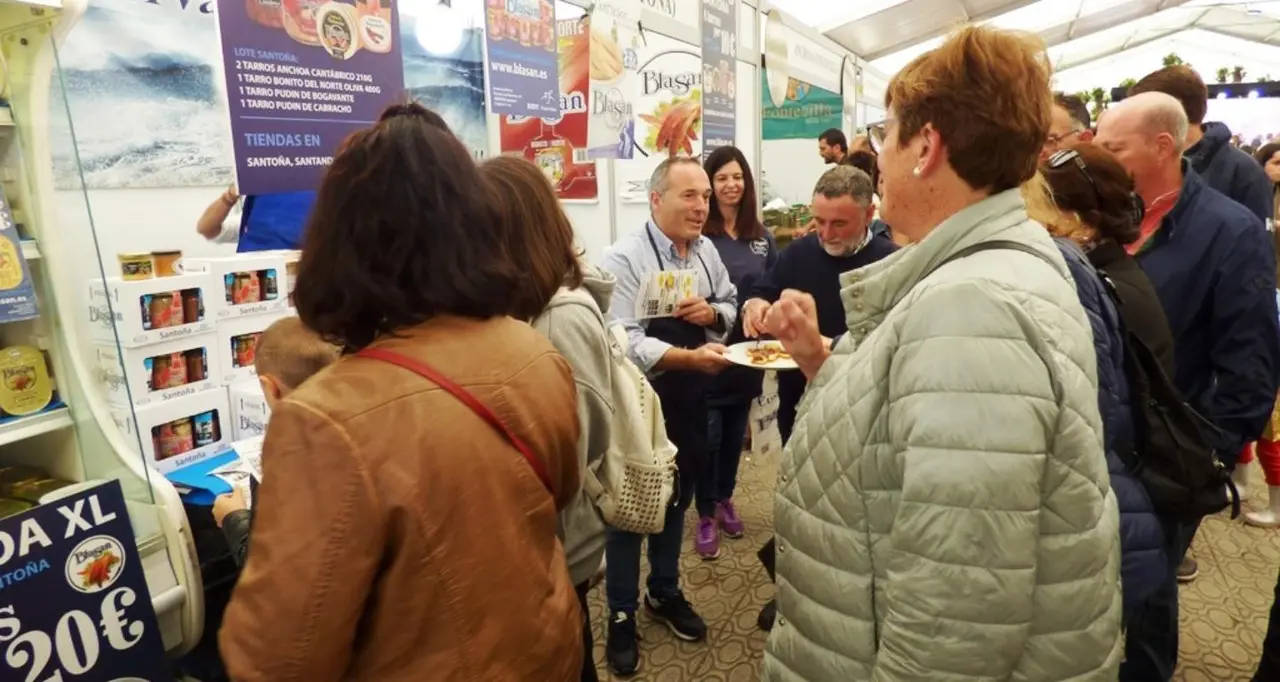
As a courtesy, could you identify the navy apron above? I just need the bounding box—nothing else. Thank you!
[645,229,718,505]
[237,191,317,252]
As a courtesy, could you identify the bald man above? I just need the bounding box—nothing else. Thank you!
[1097,91,1280,676]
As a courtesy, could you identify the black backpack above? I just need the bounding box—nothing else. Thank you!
[938,240,1240,523]
[1094,270,1240,523]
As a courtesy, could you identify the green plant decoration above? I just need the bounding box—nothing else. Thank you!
[1232,65,1246,83]
[1217,67,1230,84]
[1162,53,1184,67]
[1120,78,1138,91]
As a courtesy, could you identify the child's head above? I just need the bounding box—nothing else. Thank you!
[254,317,340,410]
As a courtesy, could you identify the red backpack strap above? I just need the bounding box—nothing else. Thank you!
[355,347,555,495]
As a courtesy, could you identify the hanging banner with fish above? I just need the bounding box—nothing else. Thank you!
[586,0,641,159]
[0,480,171,682]
[616,33,702,203]
[761,72,842,140]
[499,16,598,200]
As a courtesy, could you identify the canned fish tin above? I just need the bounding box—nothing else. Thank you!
[118,253,154,280]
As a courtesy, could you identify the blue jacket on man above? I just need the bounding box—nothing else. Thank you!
[1136,164,1280,464]
[1187,121,1274,223]
[1057,239,1167,611]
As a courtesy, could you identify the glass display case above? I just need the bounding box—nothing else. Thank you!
[0,0,203,658]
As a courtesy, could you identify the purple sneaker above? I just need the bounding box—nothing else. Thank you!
[695,516,720,560]
[717,500,745,538]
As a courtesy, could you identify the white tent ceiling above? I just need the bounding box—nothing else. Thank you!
[767,0,1280,92]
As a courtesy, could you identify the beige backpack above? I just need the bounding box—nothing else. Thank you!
[579,324,678,535]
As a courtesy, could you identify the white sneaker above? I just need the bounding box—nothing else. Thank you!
[1245,509,1280,527]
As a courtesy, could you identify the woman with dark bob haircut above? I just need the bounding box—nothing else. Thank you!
[480,154,615,682]
[220,102,586,682]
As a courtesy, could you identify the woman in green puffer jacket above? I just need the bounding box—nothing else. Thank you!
[759,25,1123,681]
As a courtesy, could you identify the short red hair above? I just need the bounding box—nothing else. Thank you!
[887,25,1052,194]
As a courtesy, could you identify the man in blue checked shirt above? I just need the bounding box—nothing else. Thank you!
[600,155,736,677]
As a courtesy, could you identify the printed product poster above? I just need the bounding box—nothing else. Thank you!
[215,0,406,195]
[400,9,489,160]
[761,73,843,140]
[586,0,641,159]
[235,436,266,481]
[51,0,235,190]
[616,33,702,204]
[52,0,487,189]
[484,0,559,117]
[0,192,38,324]
[211,459,256,508]
[0,480,171,682]
[635,269,696,319]
[700,0,737,160]
[498,17,597,200]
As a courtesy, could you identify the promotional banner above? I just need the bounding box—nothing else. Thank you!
[401,12,489,160]
[484,0,560,117]
[0,190,39,324]
[638,0,701,26]
[215,0,407,194]
[0,480,171,682]
[53,0,488,189]
[586,0,641,159]
[700,0,736,160]
[499,17,598,200]
[761,73,842,140]
[616,34,701,203]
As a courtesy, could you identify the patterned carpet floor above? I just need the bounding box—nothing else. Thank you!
[583,450,1278,681]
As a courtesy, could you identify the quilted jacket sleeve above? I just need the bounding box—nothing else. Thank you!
[873,278,1054,679]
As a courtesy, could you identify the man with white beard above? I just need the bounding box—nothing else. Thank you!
[742,165,899,443]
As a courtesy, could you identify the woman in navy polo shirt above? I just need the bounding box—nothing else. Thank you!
[694,146,777,561]
[196,183,316,252]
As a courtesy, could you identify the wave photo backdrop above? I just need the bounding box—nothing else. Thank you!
[51,0,488,190]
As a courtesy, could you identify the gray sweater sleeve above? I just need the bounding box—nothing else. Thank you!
[532,297,614,585]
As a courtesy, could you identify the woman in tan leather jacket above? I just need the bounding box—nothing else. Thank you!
[219,103,584,682]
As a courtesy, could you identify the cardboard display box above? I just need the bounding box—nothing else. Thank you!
[112,388,232,475]
[184,253,291,320]
[216,311,296,385]
[96,332,222,408]
[87,272,220,348]
[228,381,271,441]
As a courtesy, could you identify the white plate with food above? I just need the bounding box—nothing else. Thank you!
[726,341,799,371]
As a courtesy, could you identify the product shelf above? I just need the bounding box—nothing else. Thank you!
[0,404,71,446]
[0,0,206,661]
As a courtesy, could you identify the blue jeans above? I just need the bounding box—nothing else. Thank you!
[696,403,751,518]
[604,481,693,614]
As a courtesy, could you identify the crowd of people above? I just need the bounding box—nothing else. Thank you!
[196,23,1280,682]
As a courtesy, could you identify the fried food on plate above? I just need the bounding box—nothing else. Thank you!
[746,343,791,365]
